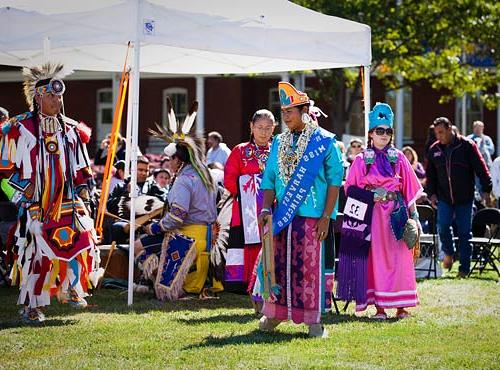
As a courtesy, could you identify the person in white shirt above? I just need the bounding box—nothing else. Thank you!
[206,131,231,167]
[491,156,500,208]
[467,120,495,169]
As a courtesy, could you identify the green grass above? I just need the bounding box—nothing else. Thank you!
[0,272,499,369]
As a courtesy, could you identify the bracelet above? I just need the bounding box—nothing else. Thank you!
[150,222,162,235]
[321,212,331,220]
[260,207,272,215]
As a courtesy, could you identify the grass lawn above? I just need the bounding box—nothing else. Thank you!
[0,272,499,369]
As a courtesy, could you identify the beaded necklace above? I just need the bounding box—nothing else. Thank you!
[277,121,316,185]
[245,141,270,172]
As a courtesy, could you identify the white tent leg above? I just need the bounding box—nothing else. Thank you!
[127,38,141,307]
[363,65,371,141]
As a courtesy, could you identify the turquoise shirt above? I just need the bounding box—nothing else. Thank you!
[261,127,344,219]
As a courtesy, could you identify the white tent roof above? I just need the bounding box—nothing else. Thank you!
[0,0,371,74]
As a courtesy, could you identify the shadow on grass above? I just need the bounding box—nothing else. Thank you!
[177,312,258,325]
[0,287,255,319]
[82,290,253,315]
[183,329,308,349]
[324,312,400,325]
[0,318,78,331]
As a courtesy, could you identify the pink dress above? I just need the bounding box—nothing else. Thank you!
[344,150,423,311]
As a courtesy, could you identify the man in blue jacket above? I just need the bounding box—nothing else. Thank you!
[426,117,492,277]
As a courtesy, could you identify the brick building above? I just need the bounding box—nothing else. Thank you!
[0,66,497,160]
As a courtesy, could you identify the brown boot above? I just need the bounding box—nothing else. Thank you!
[443,255,454,270]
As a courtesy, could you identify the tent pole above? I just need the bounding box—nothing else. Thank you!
[128,1,141,306]
[363,65,371,141]
[127,41,140,306]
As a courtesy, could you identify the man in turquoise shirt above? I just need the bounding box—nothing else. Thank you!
[257,81,343,338]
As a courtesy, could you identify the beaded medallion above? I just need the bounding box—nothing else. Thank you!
[277,122,316,185]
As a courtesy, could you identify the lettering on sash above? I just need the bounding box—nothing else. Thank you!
[344,197,368,221]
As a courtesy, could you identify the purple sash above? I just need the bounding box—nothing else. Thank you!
[336,186,374,303]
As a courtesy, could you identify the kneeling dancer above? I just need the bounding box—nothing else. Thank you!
[136,100,222,298]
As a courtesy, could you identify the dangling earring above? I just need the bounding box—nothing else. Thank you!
[302,112,311,124]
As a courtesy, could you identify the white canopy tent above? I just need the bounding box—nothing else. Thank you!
[0,0,371,305]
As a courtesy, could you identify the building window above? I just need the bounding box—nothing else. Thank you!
[147,88,189,154]
[386,87,413,142]
[455,92,483,135]
[96,88,113,142]
[162,87,188,125]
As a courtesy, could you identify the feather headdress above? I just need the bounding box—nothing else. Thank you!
[22,62,71,109]
[149,98,215,191]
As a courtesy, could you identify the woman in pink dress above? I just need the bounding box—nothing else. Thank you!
[341,103,423,319]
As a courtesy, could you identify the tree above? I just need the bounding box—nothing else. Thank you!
[292,0,499,136]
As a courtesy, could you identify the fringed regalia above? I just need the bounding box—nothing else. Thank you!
[223,141,269,297]
[1,112,99,308]
[0,63,100,313]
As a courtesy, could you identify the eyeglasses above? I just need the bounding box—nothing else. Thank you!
[374,127,394,136]
[253,126,274,132]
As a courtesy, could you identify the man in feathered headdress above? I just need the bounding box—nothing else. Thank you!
[133,98,223,299]
[0,62,101,323]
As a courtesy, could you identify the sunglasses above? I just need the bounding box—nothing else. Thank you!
[351,144,362,148]
[374,127,394,136]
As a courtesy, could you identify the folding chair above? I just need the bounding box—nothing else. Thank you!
[469,208,500,277]
[415,205,438,278]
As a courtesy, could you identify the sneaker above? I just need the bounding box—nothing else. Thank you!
[258,316,281,332]
[22,308,45,324]
[308,323,328,338]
